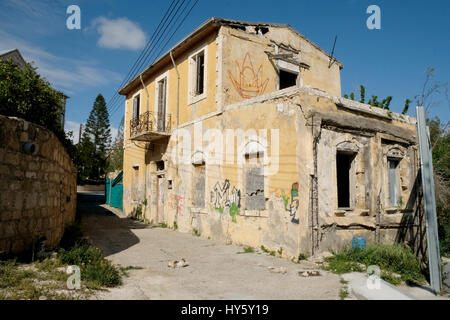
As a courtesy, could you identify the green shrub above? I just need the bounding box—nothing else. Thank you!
[58,243,103,266]
[58,241,121,288]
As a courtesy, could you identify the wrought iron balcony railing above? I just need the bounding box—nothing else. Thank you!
[130,111,172,141]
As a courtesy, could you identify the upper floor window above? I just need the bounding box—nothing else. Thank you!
[132,94,140,120]
[195,52,205,95]
[154,72,168,132]
[188,44,207,104]
[279,69,297,89]
[276,60,299,90]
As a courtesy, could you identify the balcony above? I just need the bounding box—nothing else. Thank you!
[130,111,172,141]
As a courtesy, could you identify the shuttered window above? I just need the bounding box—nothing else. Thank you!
[157,78,166,131]
[132,94,140,120]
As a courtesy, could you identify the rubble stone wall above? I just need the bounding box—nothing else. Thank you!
[0,115,77,255]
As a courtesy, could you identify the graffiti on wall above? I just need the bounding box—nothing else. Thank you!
[168,194,184,216]
[210,179,241,222]
[282,182,299,224]
[227,52,269,100]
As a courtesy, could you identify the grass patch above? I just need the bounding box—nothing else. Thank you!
[237,246,255,254]
[340,278,349,285]
[0,259,79,300]
[323,243,425,285]
[0,221,125,299]
[192,228,201,237]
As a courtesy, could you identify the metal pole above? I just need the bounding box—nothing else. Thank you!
[170,50,180,224]
[416,105,442,294]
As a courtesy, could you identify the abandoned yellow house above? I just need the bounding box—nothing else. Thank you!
[118,18,421,259]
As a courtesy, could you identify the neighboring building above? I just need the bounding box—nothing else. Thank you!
[118,18,421,258]
[0,49,68,130]
[0,49,27,69]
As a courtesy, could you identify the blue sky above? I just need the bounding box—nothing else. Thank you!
[0,0,449,142]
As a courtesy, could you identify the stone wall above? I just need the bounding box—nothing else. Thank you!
[0,115,77,255]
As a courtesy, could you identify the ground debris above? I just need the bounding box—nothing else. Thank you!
[268,266,287,274]
[298,270,321,277]
[168,258,189,268]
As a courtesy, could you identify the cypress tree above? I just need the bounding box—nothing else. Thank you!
[78,94,111,180]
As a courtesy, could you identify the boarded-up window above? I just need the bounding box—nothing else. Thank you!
[389,159,399,206]
[132,166,139,201]
[157,78,166,131]
[193,165,205,208]
[245,166,265,210]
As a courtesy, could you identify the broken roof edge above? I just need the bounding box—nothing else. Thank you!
[118,17,343,96]
[223,86,416,125]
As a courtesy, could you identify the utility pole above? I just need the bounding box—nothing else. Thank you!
[416,105,442,294]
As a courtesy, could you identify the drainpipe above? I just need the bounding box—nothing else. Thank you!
[140,74,149,219]
[170,50,180,224]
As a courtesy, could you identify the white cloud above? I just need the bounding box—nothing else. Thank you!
[65,120,118,145]
[0,30,122,91]
[93,17,146,50]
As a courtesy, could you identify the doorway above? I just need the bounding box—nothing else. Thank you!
[156,174,166,223]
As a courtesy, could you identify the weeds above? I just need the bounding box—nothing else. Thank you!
[237,246,255,254]
[277,247,283,257]
[339,287,349,300]
[323,243,425,285]
[119,266,143,277]
[298,253,308,261]
[260,245,276,256]
[58,241,122,288]
[192,228,201,237]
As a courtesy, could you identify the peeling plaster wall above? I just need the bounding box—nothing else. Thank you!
[121,21,421,258]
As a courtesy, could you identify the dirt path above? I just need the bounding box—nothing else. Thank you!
[77,192,344,300]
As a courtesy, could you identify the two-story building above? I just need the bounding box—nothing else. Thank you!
[118,18,421,259]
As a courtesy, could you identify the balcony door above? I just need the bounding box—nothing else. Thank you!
[157,78,167,131]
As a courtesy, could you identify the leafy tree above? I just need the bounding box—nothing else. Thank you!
[77,94,111,181]
[0,58,76,158]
